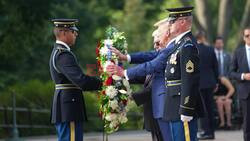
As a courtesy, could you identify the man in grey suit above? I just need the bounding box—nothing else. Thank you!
[214,37,231,77]
[230,27,250,141]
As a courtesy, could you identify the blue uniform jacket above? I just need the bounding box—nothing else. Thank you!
[127,42,174,118]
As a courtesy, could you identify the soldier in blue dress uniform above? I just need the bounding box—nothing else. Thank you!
[163,7,204,141]
[49,19,102,141]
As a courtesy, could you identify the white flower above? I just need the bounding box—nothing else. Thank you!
[127,88,132,95]
[109,120,119,129]
[105,113,117,121]
[104,39,113,46]
[112,75,122,81]
[119,114,128,124]
[109,100,119,110]
[103,61,114,72]
[122,79,130,90]
[113,33,120,39]
[106,86,118,99]
[119,89,127,94]
[100,46,109,56]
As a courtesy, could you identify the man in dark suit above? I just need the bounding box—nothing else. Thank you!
[163,7,204,141]
[195,32,219,140]
[49,19,101,141]
[131,75,163,141]
[214,37,231,77]
[230,27,250,141]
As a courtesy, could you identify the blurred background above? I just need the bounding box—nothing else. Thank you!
[0,0,249,138]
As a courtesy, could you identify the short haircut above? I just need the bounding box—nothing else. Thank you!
[195,31,205,40]
[215,36,223,42]
[244,27,250,34]
[53,27,67,38]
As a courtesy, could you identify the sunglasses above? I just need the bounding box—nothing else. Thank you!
[154,41,160,46]
[245,34,250,38]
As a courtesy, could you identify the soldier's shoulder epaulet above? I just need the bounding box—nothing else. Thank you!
[182,36,195,48]
[52,44,70,73]
[56,46,69,53]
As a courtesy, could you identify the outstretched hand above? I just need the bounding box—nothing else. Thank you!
[110,47,128,61]
[106,64,125,77]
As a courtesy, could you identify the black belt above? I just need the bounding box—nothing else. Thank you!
[166,80,181,86]
[55,84,81,90]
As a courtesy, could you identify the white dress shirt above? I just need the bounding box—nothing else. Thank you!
[174,30,191,44]
[242,44,250,80]
[214,49,224,75]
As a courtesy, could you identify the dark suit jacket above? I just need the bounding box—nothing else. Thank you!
[198,43,219,89]
[131,75,154,131]
[230,46,250,99]
[127,43,175,118]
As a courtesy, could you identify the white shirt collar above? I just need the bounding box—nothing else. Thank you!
[174,30,191,44]
[56,40,71,51]
[214,48,223,54]
[246,44,250,50]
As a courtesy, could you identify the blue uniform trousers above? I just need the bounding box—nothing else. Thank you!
[55,121,83,141]
[157,119,172,141]
[169,119,198,141]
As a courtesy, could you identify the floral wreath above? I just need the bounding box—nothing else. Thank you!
[96,26,132,134]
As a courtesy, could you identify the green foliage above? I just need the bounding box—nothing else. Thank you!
[121,0,150,52]
[0,79,54,137]
[0,0,55,90]
[0,79,53,108]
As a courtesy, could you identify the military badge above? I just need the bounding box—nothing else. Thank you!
[169,53,177,65]
[170,67,175,73]
[184,96,190,104]
[186,60,194,73]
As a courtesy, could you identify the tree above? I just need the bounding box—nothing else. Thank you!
[0,0,56,89]
[180,0,249,50]
[194,0,213,43]
[217,0,233,40]
[120,0,149,52]
[235,0,250,48]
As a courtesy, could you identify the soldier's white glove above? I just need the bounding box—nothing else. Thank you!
[181,115,193,122]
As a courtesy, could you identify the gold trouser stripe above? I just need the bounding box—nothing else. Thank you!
[184,121,191,141]
[70,121,75,141]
